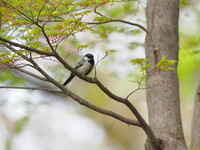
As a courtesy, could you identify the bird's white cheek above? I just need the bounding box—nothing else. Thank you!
[83,57,89,61]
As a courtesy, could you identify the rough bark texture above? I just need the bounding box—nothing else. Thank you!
[190,75,200,149]
[145,0,187,150]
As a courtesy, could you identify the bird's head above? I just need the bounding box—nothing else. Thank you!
[84,53,94,61]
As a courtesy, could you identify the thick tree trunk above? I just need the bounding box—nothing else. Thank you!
[145,0,187,150]
[190,75,200,149]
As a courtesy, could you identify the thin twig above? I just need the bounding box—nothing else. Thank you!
[0,86,63,93]
[126,75,146,100]
[0,38,54,56]
[86,19,147,33]
[94,54,107,78]
[94,3,105,17]
[14,67,48,82]
[1,0,37,24]
[36,0,49,23]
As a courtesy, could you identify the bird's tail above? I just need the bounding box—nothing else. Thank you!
[63,75,75,86]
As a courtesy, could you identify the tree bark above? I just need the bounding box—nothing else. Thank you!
[145,0,187,149]
[190,75,200,149]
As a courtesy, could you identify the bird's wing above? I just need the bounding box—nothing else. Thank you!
[74,59,84,70]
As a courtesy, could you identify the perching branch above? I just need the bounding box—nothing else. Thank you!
[52,50,158,145]
[2,44,141,127]
[3,40,157,145]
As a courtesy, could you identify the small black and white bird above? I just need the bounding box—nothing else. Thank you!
[63,53,94,86]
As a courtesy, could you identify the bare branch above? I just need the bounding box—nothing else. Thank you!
[14,67,48,82]
[94,3,105,17]
[86,19,147,33]
[126,76,146,100]
[89,1,147,33]
[52,50,157,142]
[3,44,141,126]
[94,54,107,78]
[0,86,63,93]
[0,37,54,56]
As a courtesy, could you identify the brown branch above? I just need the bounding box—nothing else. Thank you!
[52,51,158,144]
[94,3,105,17]
[0,37,54,56]
[126,76,146,100]
[0,86,63,93]
[88,1,147,33]
[39,26,55,51]
[94,53,108,77]
[1,85,139,126]
[14,67,48,82]
[33,65,141,126]
[86,19,147,33]
[2,22,157,149]
[3,45,140,127]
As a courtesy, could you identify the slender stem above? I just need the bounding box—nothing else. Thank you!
[86,19,147,33]
[0,86,63,93]
[0,37,54,56]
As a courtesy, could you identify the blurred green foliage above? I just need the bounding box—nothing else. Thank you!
[178,33,200,101]
[15,115,30,133]
[0,71,25,85]
[180,0,193,7]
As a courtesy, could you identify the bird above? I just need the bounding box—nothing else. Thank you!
[63,53,94,86]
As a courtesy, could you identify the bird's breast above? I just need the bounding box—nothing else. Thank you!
[76,62,92,74]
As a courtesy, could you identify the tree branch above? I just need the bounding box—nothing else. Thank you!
[87,1,147,33]
[0,37,54,56]
[86,19,147,33]
[3,44,141,127]
[0,86,63,93]
[52,50,158,143]
[126,76,146,100]
[1,28,157,147]
[14,67,48,82]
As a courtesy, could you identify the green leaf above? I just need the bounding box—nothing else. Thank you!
[156,56,177,70]
[130,58,148,65]
[141,64,151,71]
[77,44,90,50]
[105,49,116,55]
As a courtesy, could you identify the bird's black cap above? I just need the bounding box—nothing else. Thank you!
[84,53,93,59]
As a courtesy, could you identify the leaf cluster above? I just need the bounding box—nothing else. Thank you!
[1,0,115,50]
[155,56,177,70]
[130,58,150,72]
[130,56,177,72]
